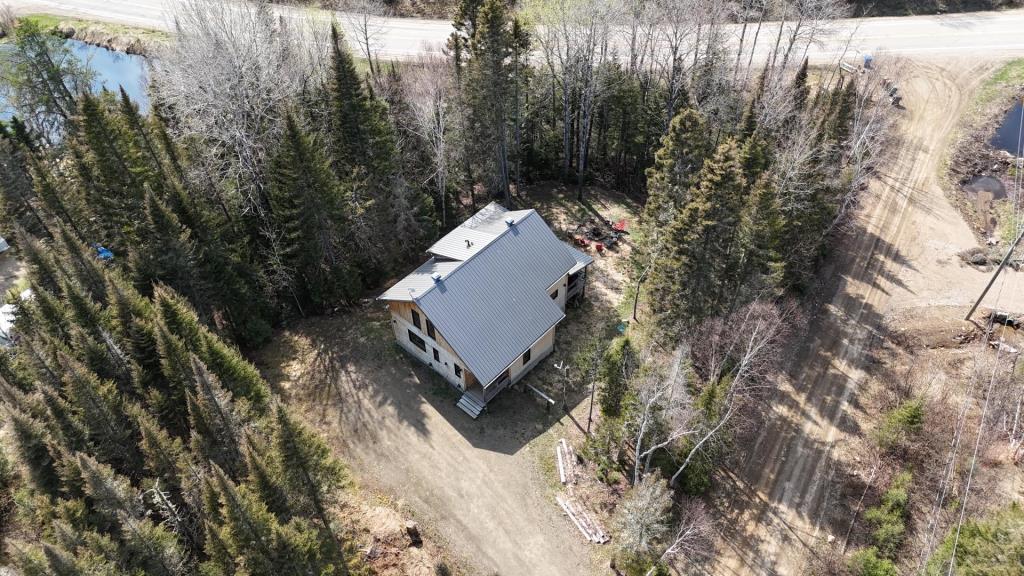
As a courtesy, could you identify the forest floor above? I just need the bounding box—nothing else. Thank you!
[713,57,1024,575]
[255,185,638,576]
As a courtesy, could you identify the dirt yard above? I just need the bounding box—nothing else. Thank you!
[713,57,1024,575]
[255,186,637,576]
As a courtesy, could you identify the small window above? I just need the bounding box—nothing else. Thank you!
[432,348,440,362]
[522,348,532,365]
[411,310,421,330]
[454,364,463,378]
[426,319,436,340]
[550,289,558,300]
[408,330,426,352]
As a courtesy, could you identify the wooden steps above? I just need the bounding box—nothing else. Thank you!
[456,392,485,418]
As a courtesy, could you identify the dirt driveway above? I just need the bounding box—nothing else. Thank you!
[714,57,1024,575]
[256,189,633,575]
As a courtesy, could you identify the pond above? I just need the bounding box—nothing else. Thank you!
[991,100,1023,156]
[1,39,149,120]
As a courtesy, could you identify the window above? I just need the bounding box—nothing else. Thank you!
[426,319,436,340]
[454,364,462,379]
[408,330,426,352]
[550,289,559,300]
[432,348,440,362]
[522,348,532,365]
[411,309,421,330]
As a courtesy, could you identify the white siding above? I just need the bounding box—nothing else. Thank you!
[509,325,557,385]
[390,311,466,390]
[547,272,569,311]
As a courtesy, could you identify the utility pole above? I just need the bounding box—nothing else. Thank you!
[965,227,1024,321]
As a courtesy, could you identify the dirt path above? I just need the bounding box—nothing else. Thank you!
[715,57,1024,575]
[257,310,599,576]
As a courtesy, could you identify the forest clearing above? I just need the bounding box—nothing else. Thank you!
[2,0,1024,574]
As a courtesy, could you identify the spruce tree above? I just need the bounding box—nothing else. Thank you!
[792,58,810,113]
[61,356,142,475]
[271,405,347,537]
[269,114,361,311]
[187,357,245,478]
[638,108,711,255]
[647,139,747,328]
[6,407,62,497]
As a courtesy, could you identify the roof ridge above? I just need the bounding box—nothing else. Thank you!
[414,208,537,302]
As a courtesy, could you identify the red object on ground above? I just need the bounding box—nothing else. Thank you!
[612,219,628,232]
[577,237,590,248]
[595,243,605,254]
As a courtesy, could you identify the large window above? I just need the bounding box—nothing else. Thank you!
[454,364,462,379]
[411,309,422,330]
[408,330,426,352]
[550,289,558,300]
[522,348,532,365]
[432,348,440,362]
[426,318,436,340]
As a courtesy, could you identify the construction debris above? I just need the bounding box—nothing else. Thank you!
[556,494,609,544]
[554,438,609,544]
[556,438,578,485]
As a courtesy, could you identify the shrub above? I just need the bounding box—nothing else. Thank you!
[849,547,899,576]
[864,471,912,558]
[599,335,636,417]
[924,502,1024,575]
[875,399,924,451]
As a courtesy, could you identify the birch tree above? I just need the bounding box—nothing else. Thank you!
[406,55,454,227]
[669,300,791,487]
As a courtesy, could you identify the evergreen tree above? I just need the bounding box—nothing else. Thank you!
[269,114,361,312]
[186,357,245,479]
[271,405,347,537]
[61,357,142,475]
[647,139,747,328]
[737,174,785,294]
[130,191,207,309]
[7,407,62,497]
[638,109,711,255]
[463,0,516,201]
[792,58,810,113]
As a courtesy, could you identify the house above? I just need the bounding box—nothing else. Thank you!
[378,202,593,418]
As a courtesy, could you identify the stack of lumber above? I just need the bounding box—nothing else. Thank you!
[556,494,609,544]
[554,438,609,544]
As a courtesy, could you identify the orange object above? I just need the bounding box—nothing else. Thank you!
[612,219,628,232]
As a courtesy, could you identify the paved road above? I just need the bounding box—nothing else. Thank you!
[8,0,1024,60]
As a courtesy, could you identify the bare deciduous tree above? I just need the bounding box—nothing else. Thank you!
[668,300,792,486]
[406,54,454,227]
[335,0,390,82]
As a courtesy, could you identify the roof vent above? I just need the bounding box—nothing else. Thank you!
[431,273,442,283]
[505,218,515,227]
[465,239,473,249]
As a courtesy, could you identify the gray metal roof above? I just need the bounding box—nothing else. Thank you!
[378,258,462,301]
[414,211,576,386]
[426,202,532,260]
[567,245,594,274]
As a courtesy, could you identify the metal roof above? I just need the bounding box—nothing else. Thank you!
[426,202,532,260]
[380,204,593,386]
[567,245,594,275]
[378,258,462,301]
[415,211,576,386]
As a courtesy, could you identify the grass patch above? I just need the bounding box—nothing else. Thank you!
[972,58,1024,116]
[18,13,170,44]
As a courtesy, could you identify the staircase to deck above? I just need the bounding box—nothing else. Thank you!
[456,392,485,418]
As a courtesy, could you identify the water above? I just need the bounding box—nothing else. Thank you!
[991,101,1024,156]
[1,39,148,120]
